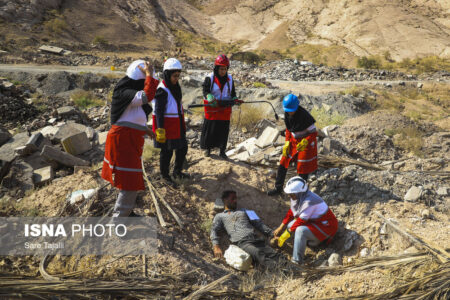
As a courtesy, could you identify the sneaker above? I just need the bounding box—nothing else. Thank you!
[204,149,211,157]
[267,188,282,196]
[219,152,228,159]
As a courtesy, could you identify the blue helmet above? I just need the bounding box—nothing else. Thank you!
[282,94,299,112]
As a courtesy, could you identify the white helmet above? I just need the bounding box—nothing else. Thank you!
[284,176,308,194]
[163,58,182,71]
[126,59,146,80]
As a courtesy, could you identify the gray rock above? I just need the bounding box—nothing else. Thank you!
[255,126,279,148]
[328,253,342,266]
[404,186,423,202]
[53,123,83,143]
[61,131,92,155]
[33,166,54,186]
[0,132,30,163]
[57,106,78,117]
[40,145,89,167]
[214,198,224,212]
[0,126,12,147]
[437,187,448,196]
[343,230,358,251]
[97,131,108,146]
[26,132,51,152]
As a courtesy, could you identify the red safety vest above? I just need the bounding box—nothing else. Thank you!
[152,81,186,139]
[283,208,338,242]
[204,73,233,121]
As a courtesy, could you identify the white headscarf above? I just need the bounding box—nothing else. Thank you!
[126,60,146,80]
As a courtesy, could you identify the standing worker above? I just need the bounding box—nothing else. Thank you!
[102,60,158,217]
[267,94,318,196]
[272,176,338,264]
[152,58,189,186]
[200,54,242,159]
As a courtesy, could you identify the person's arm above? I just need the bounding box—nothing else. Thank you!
[210,214,225,258]
[202,76,212,98]
[250,218,274,238]
[274,209,294,237]
[144,76,159,101]
[154,88,168,129]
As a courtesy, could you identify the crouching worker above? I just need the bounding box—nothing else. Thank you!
[211,190,284,268]
[272,176,338,264]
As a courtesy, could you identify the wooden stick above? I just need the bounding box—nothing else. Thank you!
[148,180,184,227]
[142,255,147,278]
[183,273,233,300]
[141,160,166,227]
[375,212,447,263]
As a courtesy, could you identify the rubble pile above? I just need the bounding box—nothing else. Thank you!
[0,79,38,128]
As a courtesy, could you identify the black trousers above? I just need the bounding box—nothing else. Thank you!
[160,146,188,177]
[236,238,283,268]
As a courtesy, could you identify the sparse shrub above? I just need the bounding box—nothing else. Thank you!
[231,51,261,64]
[296,53,304,60]
[231,104,268,128]
[392,126,423,157]
[310,107,347,128]
[71,91,104,109]
[383,51,394,62]
[200,218,213,233]
[44,18,67,34]
[357,56,382,69]
[344,86,362,97]
[92,36,108,46]
[253,82,267,88]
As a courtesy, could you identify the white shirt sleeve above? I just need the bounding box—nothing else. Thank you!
[299,202,328,220]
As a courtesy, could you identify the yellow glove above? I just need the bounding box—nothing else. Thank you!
[296,138,308,152]
[282,141,290,157]
[155,128,166,143]
[278,229,291,247]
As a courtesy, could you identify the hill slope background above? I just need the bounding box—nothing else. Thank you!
[0,0,449,62]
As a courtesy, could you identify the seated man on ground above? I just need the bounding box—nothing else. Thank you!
[211,190,284,268]
[272,176,338,264]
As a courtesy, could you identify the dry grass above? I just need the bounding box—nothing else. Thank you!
[283,44,358,67]
[384,126,424,157]
[142,144,159,162]
[310,107,347,128]
[172,28,243,56]
[369,83,449,129]
[231,104,268,129]
[71,90,104,109]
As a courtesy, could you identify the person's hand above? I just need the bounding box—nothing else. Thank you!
[213,245,223,258]
[146,129,156,140]
[273,224,286,237]
[137,61,154,77]
[206,94,217,107]
[233,97,243,106]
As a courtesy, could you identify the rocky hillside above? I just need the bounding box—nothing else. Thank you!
[1,0,449,60]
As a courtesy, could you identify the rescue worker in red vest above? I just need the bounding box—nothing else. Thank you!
[272,176,338,264]
[152,58,188,186]
[102,60,158,217]
[200,54,241,159]
[267,94,318,196]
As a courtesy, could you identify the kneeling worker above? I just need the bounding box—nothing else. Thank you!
[273,176,338,264]
[211,190,284,268]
